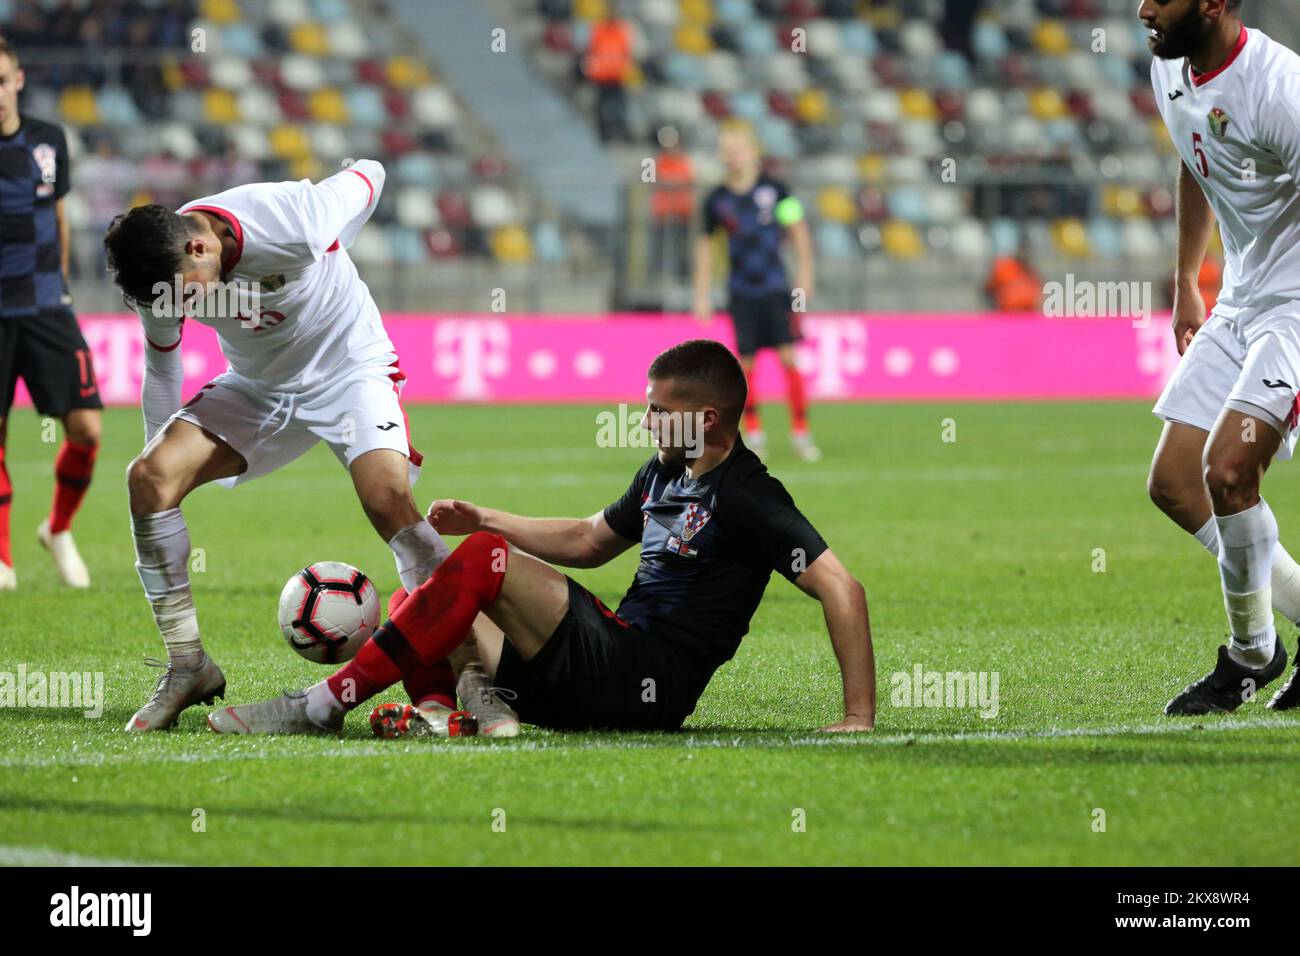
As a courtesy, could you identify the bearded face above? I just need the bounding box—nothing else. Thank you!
[1145,1,1216,60]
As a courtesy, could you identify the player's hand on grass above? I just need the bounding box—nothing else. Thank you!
[819,714,874,733]
[1171,286,1206,356]
[426,499,483,535]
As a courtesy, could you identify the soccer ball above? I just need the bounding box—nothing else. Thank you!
[277,562,380,664]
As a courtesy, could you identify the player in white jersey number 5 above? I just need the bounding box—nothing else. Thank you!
[103,160,454,731]
[1142,0,1300,713]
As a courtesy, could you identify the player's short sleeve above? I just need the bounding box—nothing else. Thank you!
[54,125,70,200]
[603,457,656,542]
[721,466,828,583]
[1259,72,1300,186]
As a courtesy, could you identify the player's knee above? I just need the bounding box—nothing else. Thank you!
[126,454,176,511]
[1147,466,1190,515]
[1203,458,1259,512]
[67,418,101,447]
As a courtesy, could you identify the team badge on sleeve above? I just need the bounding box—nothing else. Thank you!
[1207,107,1230,140]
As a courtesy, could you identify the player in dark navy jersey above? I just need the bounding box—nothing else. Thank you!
[210,339,875,736]
[694,119,819,463]
[0,37,101,591]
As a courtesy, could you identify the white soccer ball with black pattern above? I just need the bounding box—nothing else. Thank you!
[277,562,380,664]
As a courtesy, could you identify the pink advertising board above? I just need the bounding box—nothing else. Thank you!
[10,313,1182,407]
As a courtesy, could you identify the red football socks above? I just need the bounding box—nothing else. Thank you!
[0,448,11,566]
[327,532,508,710]
[785,365,809,435]
[50,440,98,534]
[389,585,457,709]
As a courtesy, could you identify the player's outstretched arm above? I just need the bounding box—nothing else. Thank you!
[1171,159,1213,355]
[298,159,386,255]
[427,499,635,569]
[795,549,875,732]
[136,305,185,445]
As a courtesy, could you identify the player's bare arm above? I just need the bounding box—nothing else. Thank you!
[691,233,713,323]
[427,498,634,569]
[1172,159,1214,354]
[795,549,874,732]
[787,215,815,303]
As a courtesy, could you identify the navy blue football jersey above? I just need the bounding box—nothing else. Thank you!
[0,115,69,318]
[700,174,793,299]
[602,440,828,693]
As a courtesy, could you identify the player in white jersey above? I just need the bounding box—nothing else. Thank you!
[102,160,463,731]
[1142,0,1300,712]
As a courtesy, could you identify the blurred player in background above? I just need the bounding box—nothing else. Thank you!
[101,159,508,732]
[0,36,101,592]
[208,340,875,736]
[1141,0,1300,712]
[694,119,819,462]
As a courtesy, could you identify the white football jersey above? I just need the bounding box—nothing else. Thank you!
[138,160,394,391]
[1152,26,1300,318]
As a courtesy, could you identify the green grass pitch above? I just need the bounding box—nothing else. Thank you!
[1,400,1298,866]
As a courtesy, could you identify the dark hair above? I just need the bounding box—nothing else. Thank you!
[647,339,748,429]
[1228,0,1242,10]
[103,205,199,307]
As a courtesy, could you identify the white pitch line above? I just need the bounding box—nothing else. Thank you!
[0,714,1293,771]
[0,845,182,867]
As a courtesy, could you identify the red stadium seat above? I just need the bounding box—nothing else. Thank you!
[383,89,410,121]
[425,228,463,260]
[701,90,730,119]
[436,190,472,229]
[276,89,311,120]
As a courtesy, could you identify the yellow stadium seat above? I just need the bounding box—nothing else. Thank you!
[1149,118,1173,148]
[290,156,322,181]
[1028,88,1068,121]
[796,89,831,124]
[1102,186,1142,218]
[858,153,887,184]
[200,0,241,24]
[203,89,240,125]
[680,0,714,25]
[1032,20,1071,55]
[574,0,607,20]
[269,125,311,160]
[308,89,350,124]
[290,23,330,56]
[898,88,936,121]
[491,225,534,264]
[882,220,924,259]
[128,190,153,209]
[59,87,99,125]
[387,56,432,90]
[1051,218,1092,258]
[162,59,184,92]
[816,186,856,224]
[675,24,713,54]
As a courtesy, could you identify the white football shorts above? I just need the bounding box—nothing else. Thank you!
[1153,302,1300,461]
[170,362,423,488]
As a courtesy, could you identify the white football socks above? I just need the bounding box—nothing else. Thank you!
[131,508,202,661]
[1213,500,1279,668]
[389,520,450,594]
[305,680,344,726]
[1194,514,1300,626]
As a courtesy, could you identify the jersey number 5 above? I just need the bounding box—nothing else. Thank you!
[1192,132,1210,178]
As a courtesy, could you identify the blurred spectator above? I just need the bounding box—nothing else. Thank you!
[987,248,1043,312]
[650,126,694,284]
[582,11,633,143]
